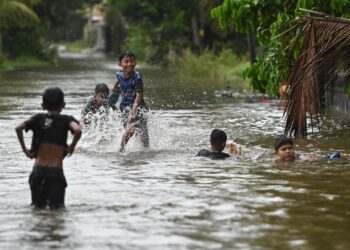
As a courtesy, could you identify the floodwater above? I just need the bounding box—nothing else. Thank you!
[1,54,350,250]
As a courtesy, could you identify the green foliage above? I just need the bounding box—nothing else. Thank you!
[211,0,350,95]
[32,0,86,41]
[62,39,91,52]
[0,0,40,30]
[0,55,50,71]
[0,0,86,69]
[346,81,350,96]
[169,48,249,89]
[122,25,152,62]
[105,0,227,60]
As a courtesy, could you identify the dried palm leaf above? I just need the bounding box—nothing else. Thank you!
[279,11,350,137]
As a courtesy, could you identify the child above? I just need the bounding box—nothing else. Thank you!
[274,135,296,162]
[81,83,116,126]
[15,87,81,209]
[109,51,149,152]
[274,135,341,162]
[196,129,241,159]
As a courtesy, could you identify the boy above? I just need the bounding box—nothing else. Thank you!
[15,87,81,209]
[81,83,116,126]
[274,135,341,162]
[109,51,149,152]
[196,129,241,159]
[274,135,296,162]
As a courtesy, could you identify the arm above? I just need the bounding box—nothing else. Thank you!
[15,122,34,158]
[66,121,82,156]
[108,81,120,106]
[128,92,143,122]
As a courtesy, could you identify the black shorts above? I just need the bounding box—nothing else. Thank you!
[29,166,67,209]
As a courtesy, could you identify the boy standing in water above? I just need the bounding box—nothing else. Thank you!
[196,129,241,159]
[109,51,149,152]
[15,87,81,209]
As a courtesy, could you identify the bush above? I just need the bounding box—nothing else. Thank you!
[169,48,249,90]
[122,25,152,62]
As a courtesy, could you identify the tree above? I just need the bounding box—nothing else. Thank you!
[281,13,350,136]
[104,0,235,61]
[0,0,39,55]
[211,0,350,137]
[211,0,350,95]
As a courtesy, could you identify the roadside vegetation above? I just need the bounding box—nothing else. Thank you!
[0,0,86,71]
[0,55,51,71]
[60,39,92,53]
[169,49,249,91]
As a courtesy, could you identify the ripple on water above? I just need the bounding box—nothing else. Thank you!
[1,57,350,249]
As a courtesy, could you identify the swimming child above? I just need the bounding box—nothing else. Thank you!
[81,83,116,126]
[196,129,241,159]
[274,135,296,162]
[15,87,82,209]
[109,51,149,152]
[274,134,341,162]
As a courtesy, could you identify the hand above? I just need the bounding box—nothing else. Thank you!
[227,143,241,155]
[65,144,75,157]
[128,112,137,123]
[24,148,35,159]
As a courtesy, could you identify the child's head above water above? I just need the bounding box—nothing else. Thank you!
[118,51,136,63]
[94,83,109,104]
[274,135,295,161]
[118,52,137,75]
[210,129,227,152]
[42,87,65,111]
[95,83,109,95]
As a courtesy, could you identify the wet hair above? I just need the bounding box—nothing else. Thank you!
[210,129,227,147]
[118,51,136,62]
[274,135,293,151]
[42,87,64,111]
[95,83,109,95]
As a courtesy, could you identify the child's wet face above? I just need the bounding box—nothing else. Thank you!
[95,92,108,104]
[119,56,136,74]
[276,144,295,161]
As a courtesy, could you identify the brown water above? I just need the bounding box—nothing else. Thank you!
[1,54,350,250]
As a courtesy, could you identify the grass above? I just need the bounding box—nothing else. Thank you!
[0,55,51,71]
[61,39,92,52]
[169,49,250,91]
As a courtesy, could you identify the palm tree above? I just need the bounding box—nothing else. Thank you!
[0,0,39,55]
[280,9,350,137]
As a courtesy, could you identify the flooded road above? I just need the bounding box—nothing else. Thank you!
[1,54,350,250]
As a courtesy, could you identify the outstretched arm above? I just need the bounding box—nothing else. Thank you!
[66,121,82,156]
[15,122,34,158]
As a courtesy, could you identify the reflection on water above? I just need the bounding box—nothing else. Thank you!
[0,55,350,249]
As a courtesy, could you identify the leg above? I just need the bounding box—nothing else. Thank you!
[140,120,149,147]
[138,109,149,147]
[120,123,136,152]
[29,171,47,209]
[46,174,67,209]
